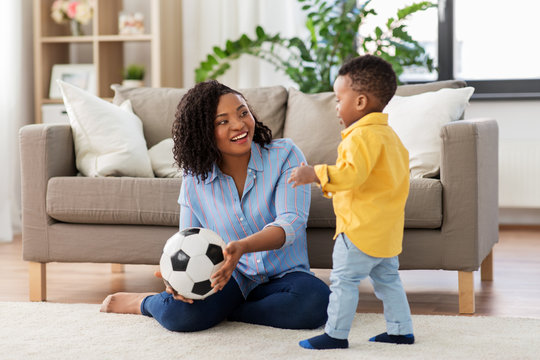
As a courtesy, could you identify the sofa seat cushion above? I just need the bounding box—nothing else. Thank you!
[47,177,441,229]
[47,177,182,226]
[308,178,442,229]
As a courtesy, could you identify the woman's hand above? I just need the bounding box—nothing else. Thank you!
[154,270,194,304]
[211,241,245,291]
[287,162,319,187]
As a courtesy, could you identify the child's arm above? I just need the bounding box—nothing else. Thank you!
[287,162,320,188]
[314,134,381,195]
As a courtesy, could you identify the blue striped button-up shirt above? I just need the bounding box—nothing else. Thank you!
[178,138,312,297]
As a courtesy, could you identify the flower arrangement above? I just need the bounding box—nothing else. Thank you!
[51,0,94,26]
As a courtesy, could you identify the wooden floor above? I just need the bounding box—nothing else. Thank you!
[1,226,539,318]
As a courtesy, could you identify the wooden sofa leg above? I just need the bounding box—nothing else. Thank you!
[111,264,125,273]
[458,271,475,314]
[29,262,46,302]
[480,250,493,281]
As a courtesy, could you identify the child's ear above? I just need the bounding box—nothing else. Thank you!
[355,94,368,111]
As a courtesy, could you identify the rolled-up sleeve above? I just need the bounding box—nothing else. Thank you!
[264,143,311,248]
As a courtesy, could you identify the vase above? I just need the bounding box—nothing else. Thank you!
[70,20,83,36]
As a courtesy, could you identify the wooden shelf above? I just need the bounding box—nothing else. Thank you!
[33,0,183,123]
[41,36,94,43]
[96,35,154,42]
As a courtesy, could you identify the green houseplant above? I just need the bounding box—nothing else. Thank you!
[195,0,436,93]
[122,64,146,88]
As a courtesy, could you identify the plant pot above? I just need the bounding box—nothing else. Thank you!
[121,79,144,88]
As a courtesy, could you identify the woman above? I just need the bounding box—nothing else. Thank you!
[101,80,330,332]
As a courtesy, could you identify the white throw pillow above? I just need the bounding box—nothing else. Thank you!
[58,80,154,177]
[148,138,182,178]
[384,87,475,178]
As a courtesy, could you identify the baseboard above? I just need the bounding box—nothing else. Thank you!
[499,207,540,226]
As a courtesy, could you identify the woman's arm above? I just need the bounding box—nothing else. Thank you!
[211,226,285,291]
[179,179,203,229]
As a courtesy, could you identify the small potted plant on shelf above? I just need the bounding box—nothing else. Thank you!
[122,64,146,88]
[51,0,94,36]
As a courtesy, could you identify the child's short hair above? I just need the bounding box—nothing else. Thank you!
[338,55,397,106]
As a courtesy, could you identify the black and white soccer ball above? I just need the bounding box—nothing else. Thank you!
[160,227,226,300]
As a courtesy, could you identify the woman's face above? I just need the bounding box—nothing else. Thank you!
[214,93,255,160]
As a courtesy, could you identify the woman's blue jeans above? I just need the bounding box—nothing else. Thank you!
[141,271,330,332]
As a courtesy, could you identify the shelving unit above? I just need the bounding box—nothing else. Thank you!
[33,0,183,123]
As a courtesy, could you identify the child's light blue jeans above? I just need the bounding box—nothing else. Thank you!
[325,233,413,339]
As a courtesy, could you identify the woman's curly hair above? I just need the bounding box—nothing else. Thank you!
[172,80,272,181]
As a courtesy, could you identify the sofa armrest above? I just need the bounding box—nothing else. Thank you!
[19,124,77,261]
[440,118,499,270]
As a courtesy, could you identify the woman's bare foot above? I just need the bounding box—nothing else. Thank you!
[100,292,156,314]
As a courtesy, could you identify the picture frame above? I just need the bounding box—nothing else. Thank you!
[49,64,96,99]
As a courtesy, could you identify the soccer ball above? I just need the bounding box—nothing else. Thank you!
[160,227,226,300]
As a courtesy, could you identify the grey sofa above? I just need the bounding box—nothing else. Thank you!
[20,80,499,313]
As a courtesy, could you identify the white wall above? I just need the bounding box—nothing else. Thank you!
[465,100,540,224]
[466,100,540,141]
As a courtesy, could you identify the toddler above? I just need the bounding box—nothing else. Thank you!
[288,55,414,349]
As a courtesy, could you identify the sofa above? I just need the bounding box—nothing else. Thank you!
[20,80,499,314]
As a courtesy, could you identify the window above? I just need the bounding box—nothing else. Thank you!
[402,0,540,99]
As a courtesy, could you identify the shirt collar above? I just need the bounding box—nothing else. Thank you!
[341,112,388,138]
[204,141,263,184]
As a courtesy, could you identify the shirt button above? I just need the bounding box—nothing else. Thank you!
[253,175,256,179]
[240,217,244,221]
[257,259,261,263]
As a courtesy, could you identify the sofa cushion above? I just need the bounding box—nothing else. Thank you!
[395,80,467,96]
[283,88,341,166]
[111,86,187,149]
[47,177,441,229]
[148,138,182,178]
[308,178,442,229]
[58,80,154,178]
[112,85,288,148]
[47,177,182,226]
[403,178,443,228]
[385,87,474,178]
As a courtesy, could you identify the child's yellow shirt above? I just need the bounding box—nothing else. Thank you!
[314,112,409,258]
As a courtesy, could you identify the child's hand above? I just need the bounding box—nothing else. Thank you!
[287,162,319,187]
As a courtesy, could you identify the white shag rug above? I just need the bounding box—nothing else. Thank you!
[1,302,539,360]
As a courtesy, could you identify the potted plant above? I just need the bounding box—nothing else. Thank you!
[196,0,436,93]
[122,64,145,88]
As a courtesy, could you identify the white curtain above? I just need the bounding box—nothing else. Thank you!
[0,1,33,242]
[182,0,306,89]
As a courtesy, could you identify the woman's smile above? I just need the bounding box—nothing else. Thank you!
[231,131,248,143]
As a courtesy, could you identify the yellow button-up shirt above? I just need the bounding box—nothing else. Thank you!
[314,112,409,258]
